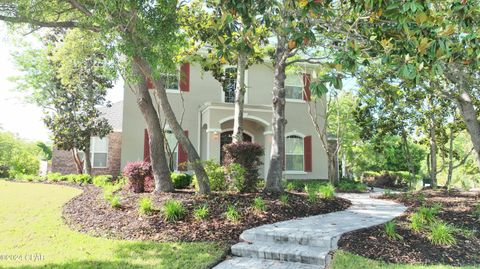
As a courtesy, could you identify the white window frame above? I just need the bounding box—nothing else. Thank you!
[162,71,180,93]
[284,133,305,173]
[165,129,179,171]
[285,72,306,103]
[90,137,108,168]
[221,66,249,103]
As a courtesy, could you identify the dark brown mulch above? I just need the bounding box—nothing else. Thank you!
[338,189,480,266]
[63,186,350,244]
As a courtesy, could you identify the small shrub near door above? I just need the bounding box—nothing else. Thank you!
[123,161,152,193]
[171,172,192,189]
[223,142,264,192]
[193,160,226,191]
[224,163,246,192]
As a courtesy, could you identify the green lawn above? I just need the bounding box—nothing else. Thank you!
[0,180,225,269]
[331,250,479,269]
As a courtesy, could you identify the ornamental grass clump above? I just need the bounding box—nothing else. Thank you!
[279,194,289,205]
[428,221,456,246]
[319,184,335,199]
[193,204,209,220]
[252,197,266,212]
[225,204,240,222]
[139,197,154,215]
[384,221,403,240]
[162,199,186,222]
[109,196,121,208]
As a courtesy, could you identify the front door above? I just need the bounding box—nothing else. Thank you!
[220,131,252,164]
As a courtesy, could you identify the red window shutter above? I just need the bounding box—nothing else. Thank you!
[304,136,312,172]
[180,63,190,92]
[144,129,150,162]
[303,73,311,101]
[177,130,189,170]
[146,78,154,90]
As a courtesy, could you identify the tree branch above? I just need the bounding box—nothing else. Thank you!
[0,15,78,28]
[67,0,92,17]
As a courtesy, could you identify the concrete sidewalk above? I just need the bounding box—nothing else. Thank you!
[214,190,407,269]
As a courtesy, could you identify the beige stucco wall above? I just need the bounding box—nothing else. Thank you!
[121,63,328,180]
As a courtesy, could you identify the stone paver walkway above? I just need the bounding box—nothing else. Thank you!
[214,189,407,269]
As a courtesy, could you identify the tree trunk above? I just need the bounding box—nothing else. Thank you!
[84,146,92,175]
[232,52,247,143]
[446,128,454,187]
[456,91,480,170]
[328,153,338,185]
[133,56,211,195]
[429,122,438,188]
[265,37,288,194]
[72,148,84,174]
[402,131,415,188]
[132,62,174,193]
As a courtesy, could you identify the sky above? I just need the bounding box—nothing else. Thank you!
[0,23,123,142]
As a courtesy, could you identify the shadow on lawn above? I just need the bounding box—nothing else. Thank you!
[2,242,228,269]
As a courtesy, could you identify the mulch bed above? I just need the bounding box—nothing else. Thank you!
[63,186,350,244]
[338,189,480,266]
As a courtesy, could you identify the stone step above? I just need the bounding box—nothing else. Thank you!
[214,257,323,269]
[240,229,335,248]
[231,242,328,266]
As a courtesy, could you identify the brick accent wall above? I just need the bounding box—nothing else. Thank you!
[51,132,123,177]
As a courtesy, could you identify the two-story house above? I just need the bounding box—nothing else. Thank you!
[120,62,332,180]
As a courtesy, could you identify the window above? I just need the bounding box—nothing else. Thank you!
[162,72,179,91]
[91,137,108,168]
[165,130,178,170]
[223,67,237,103]
[285,72,303,100]
[285,135,304,171]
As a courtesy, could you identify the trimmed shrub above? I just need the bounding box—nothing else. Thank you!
[171,172,192,189]
[93,175,113,187]
[65,174,92,184]
[139,197,154,215]
[123,161,152,193]
[225,163,246,192]
[0,164,9,178]
[223,142,264,192]
[193,160,226,192]
[194,204,209,220]
[162,199,185,222]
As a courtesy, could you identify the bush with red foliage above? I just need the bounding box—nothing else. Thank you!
[123,161,152,193]
[223,142,264,192]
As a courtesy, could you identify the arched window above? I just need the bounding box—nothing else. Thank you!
[286,135,304,171]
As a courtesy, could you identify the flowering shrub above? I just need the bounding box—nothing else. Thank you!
[123,161,152,193]
[223,142,264,192]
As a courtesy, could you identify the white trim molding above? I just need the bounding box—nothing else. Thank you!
[283,171,308,175]
[218,115,270,127]
[206,128,222,133]
[285,130,306,138]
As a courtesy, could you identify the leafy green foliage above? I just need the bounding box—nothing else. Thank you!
[139,197,154,216]
[162,200,186,222]
[224,163,246,192]
[0,131,41,177]
[225,204,240,222]
[171,172,192,189]
[428,221,456,246]
[252,197,266,212]
[203,160,227,191]
[337,180,367,192]
[410,212,426,232]
[384,221,403,240]
[319,184,335,199]
[223,142,264,192]
[92,175,113,187]
[193,204,209,221]
[109,196,121,209]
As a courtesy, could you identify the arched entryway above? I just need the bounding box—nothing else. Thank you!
[220,131,252,164]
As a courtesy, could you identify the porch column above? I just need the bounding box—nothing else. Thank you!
[206,128,222,163]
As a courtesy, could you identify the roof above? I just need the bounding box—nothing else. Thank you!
[99,101,123,132]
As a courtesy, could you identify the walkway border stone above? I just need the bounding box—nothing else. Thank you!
[214,189,407,269]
